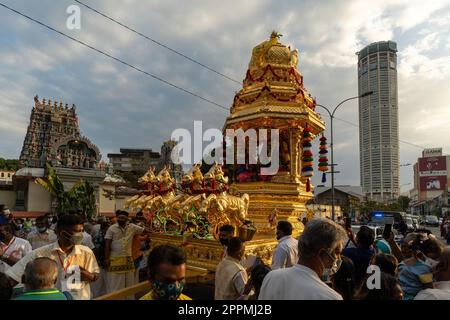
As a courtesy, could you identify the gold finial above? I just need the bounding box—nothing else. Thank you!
[270,30,282,40]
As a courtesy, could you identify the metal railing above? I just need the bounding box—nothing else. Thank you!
[95,265,212,300]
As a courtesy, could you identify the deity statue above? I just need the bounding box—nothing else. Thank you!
[280,136,291,169]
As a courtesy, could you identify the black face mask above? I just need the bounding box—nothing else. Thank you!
[118,220,127,227]
[219,238,229,246]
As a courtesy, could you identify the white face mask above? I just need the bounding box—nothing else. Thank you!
[320,250,342,281]
[423,256,439,269]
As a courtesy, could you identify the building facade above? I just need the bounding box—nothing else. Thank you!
[410,148,450,216]
[0,170,14,185]
[357,41,399,202]
[108,141,183,183]
[107,148,161,173]
[314,185,363,219]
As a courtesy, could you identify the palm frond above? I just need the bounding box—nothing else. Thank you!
[35,178,57,196]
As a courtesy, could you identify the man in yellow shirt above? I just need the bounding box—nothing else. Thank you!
[140,244,191,300]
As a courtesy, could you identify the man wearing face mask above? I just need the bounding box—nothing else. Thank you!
[215,237,248,300]
[343,226,376,287]
[5,214,100,300]
[0,222,32,270]
[27,216,57,250]
[140,244,191,300]
[104,210,146,298]
[271,221,298,270]
[415,247,450,300]
[259,218,346,300]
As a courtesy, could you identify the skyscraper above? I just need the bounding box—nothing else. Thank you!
[357,41,399,202]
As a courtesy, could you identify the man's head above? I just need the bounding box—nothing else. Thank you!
[218,224,235,247]
[15,218,24,229]
[22,257,59,291]
[276,221,293,240]
[297,218,347,278]
[0,223,14,243]
[226,237,245,261]
[116,210,129,228]
[356,226,375,249]
[56,214,84,249]
[147,245,187,300]
[371,253,398,277]
[35,216,49,233]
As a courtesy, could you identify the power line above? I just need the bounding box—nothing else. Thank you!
[317,113,427,150]
[74,0,242,85]
[0,2,229,112]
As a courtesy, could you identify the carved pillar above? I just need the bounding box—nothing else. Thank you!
[290,129,302,182]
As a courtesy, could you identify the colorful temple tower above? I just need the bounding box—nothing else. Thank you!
[19,96,100,170]
[14,96,104,212]
[224,32,325,238]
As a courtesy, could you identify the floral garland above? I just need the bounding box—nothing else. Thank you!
[301,125,314,192]
[244,65,304,87]
[318,134,329,183]
[232,85,306,107]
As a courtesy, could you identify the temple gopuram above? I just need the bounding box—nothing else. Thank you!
[13,96,105,212]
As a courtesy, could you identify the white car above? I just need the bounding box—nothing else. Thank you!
[345,224,402,249]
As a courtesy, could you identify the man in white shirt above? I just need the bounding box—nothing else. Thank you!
[27,216,57,250]
[415,247,450,300]
[5,214,100,300]
[271,221,298,270]
[215,237,248,300]
[259,218,346,300]
[104,210,145,298]
[0,223,32,270]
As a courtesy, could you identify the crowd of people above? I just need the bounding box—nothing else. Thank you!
[1,203,449,300]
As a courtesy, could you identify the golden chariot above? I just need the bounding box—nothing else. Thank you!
[124,32,325,272]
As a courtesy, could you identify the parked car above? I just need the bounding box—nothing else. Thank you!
[424,215,440,227]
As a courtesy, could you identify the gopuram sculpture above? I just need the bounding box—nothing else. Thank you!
[19,96,101,169]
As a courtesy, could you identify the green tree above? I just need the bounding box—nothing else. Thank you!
[0,158,19,170]
[36,163,97,219]
[397,196,411,211]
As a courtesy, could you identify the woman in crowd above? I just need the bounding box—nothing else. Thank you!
[398,233,443,299]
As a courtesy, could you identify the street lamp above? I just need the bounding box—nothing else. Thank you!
[316,91,373,221]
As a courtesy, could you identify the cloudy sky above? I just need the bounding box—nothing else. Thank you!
[1,0,449,193]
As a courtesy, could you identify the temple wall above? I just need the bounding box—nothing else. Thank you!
[27,181,51,212]
[115,195,133,212]
[0,190,16,209]
[99,184,116,214]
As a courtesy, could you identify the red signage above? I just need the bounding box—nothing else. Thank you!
[419,176,447,191]
[418,156,447,173]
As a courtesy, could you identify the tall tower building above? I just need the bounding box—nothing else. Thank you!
[357,41,399,202]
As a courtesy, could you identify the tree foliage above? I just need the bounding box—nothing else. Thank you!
[35,163,97,219]
[0,158,19,171]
